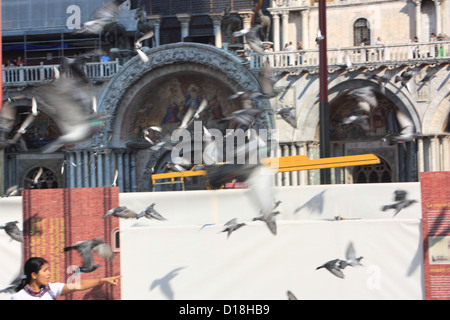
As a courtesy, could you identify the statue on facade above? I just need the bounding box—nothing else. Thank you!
[221,5,243,45]
[102,22,130,51]
[253,8,271,42]
[135,6,155,48]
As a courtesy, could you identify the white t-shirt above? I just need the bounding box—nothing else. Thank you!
[10,282,65,300]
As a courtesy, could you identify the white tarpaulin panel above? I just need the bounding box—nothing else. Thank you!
[0,182,424,300]
[118,183,424,300]
[119,219,423,300]
[0,197,24,300]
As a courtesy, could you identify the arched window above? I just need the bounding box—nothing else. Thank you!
[111,228,120,253]
[354,18,370,46]
[353,157,392,183]
[24,167,58,189]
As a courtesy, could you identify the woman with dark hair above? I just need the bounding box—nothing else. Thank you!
[11,257,121,300]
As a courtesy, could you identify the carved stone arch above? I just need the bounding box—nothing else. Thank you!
[422,86,450,134]
[96,43,264,148]
[299,75,421,141]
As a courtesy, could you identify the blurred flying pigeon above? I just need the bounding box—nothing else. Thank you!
[137,203,167,221]
[259,59,277,98]
[395,69,417,90]
[218,107,262,129]
[370,73,391,94]
[315,29,324,44]
[103,206,138,219]
[339,241,363,268]
[381,110,416,145]
[1,185,23,198]
[77,0,126,34]
[143,126,162,145]
[347,86,378,112]
[228,91,265,110]
[252,211,279,236]
[36,52,108,153]
[0,99,18,150]
[135,30,154,63]
[233,27,265,55]
[275,106,297,129]
[64,238,113,273]
[0,273,24,294]
[221,218,246,239]
[419,66,439,83]
[342,108,370,131]
[287,290,298,300]
[381,190,418,217]
[0,221,23,243]
[316,258,346,279]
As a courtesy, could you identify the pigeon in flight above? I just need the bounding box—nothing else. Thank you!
[275,106,297,129]
[228,91,265,110]
[221,218,246,239]
[287,290,298,300]
[419,66,439,83]
[233,27,265,55]
[316,258,346,279]
[36,52,109,153]
[315,29,324,44]
[347,86,378,113]
[381,110,416,145]
[0,99,18,150]
[103,206,138,219]
[135,30,154,63]
[77,0,126,35]
[252,211,279,236]
[64,238,114,273]
[370,73,391,95]
[137,203,167,221]
[0,273,24,294]
[218,107,262,130]
[0,221,23,243]
[381,190,418,217]
[1,185,23,198]
[342,108,370,131]
[395,69,417,91]
[259,59,277,98]
[339,241,363,268]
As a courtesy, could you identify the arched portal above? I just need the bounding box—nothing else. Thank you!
[95,43,268,191]
[326,78,419,182]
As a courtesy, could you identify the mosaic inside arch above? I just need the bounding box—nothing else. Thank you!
[330,90,399,140]
[130,74,241,142]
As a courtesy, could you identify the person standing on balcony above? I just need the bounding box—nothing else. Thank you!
[412,36,420,58]
[16,57,24,66]
[297,42,304,65]
[375,37,384,60]
[429,33,437,57]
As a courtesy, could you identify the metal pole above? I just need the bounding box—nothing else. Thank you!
[318,0,331,184]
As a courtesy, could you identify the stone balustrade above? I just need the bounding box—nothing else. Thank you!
[2,42,449,86]
[2,59,120,86]
[250,41,450,72]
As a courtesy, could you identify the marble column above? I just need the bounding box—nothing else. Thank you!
[413,0,422,41]
[238,11,254,51]
[209,13,224,48]
[177,14,191,42]
[433,0,442,35]
[115,149,125,192]
[281,10,289,49]
[301,9,310,49]
[148,15,161,46]
[271,11,281,51]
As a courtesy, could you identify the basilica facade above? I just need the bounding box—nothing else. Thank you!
[1,0,449,193]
